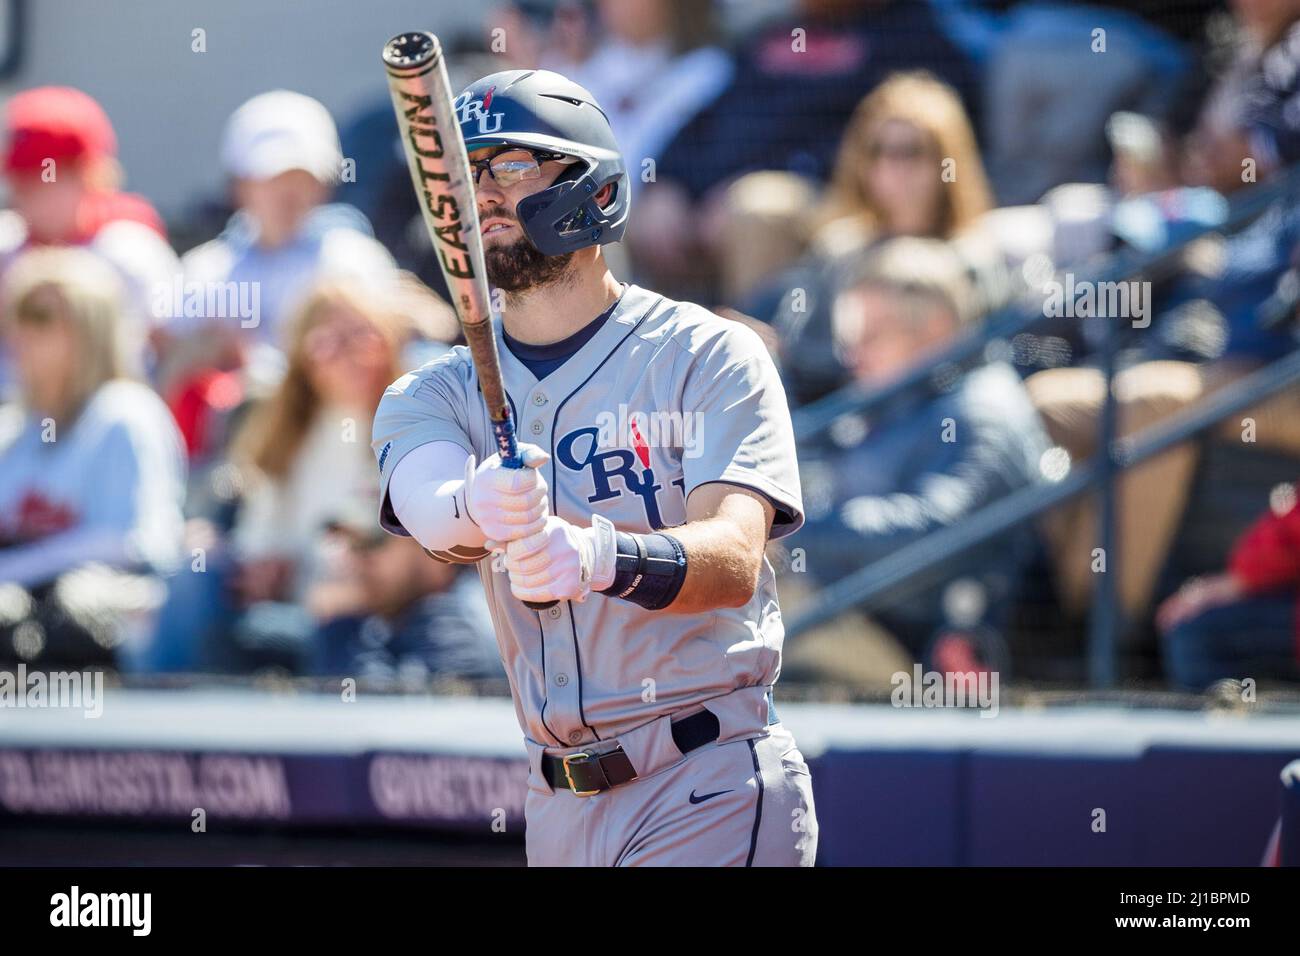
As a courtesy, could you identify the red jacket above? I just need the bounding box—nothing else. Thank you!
[1228,493,1300,660]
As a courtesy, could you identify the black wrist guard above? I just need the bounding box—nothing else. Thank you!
[599,531,687,610]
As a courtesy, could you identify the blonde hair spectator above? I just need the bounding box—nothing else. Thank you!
[2,246,132,420]
[232,278,413,481]
[816,71,994,247]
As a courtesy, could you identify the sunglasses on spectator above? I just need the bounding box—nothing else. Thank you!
[304,322,384,358]
[470,147,576,188]
[868,138,930,163]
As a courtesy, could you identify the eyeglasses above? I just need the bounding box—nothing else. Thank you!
[469,147,574,188]
[867,138,930,164]
[304,322,384,359]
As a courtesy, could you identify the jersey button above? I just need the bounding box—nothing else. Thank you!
[554,673,568,687]
[547,606,561,619]
[532,393,547,406]
[530,420,543,435]
[568,731,583,744]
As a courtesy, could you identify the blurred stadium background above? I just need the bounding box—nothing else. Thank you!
[0,0,1299,866]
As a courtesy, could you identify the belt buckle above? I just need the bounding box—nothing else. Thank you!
[562,752,601,797]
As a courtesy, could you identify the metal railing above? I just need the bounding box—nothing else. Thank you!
[786,165,1300,688]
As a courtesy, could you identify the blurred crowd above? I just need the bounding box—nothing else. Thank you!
[2,0,1300,694]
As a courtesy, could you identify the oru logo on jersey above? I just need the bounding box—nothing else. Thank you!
[556,421,685,530]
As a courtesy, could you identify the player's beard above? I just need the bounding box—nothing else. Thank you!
[483,219,576,294]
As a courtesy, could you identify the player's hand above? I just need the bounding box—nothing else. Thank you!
[463,444,551,544]
[499,515,617,605]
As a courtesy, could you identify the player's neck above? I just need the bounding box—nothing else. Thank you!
[500,258,623,346]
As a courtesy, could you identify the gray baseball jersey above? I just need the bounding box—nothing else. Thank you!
[372,283,808,818]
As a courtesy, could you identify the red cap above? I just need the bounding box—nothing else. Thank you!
[4,86,117,174]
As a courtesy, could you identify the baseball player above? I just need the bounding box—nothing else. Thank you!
[372,69,817,866]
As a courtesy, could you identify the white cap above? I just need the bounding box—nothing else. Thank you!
[220,90,342,183]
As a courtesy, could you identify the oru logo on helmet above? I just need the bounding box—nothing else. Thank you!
[454,87,503,136]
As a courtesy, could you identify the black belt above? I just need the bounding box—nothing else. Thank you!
[543,708,722,796]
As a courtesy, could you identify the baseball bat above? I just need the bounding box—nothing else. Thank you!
[382,30,556,610]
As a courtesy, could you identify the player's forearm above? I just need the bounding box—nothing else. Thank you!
[659,517,763,612]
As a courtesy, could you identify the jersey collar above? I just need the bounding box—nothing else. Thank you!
[494,282,657,396]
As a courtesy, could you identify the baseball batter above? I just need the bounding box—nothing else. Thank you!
[372,69,817,866]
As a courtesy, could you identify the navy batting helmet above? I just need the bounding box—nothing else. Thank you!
[455,69,629,256]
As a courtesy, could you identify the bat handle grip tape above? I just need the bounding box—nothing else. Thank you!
[494,416,524,470]
[492,417,558,610]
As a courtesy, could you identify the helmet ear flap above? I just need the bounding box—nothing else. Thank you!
[555,194,598,236]
[514,163,628,255]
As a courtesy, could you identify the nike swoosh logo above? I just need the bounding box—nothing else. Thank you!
[688,788,733,805]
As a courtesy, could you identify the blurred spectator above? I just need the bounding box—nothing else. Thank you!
[1108,111,1183,198]
[563,0,736,288]
[0,248,185,668]
[790,238,1050,661]
[654,0,978,200]
[573,0,734,200]
[0,86,180,396]
[809,70,994,256]
[1175,0,1300,366]
[752,71,997,404]
[308,501,500,684]
[147,278,412,674]
[1170,0,1300,364]
[1157,485,1300,689]
[708,170,819,310]
[160,90,397,457]
[983,3,1191,205]
[486,0,599,74]
[628,0,979,300]
[1186,0,1300,194]
[1105,111,1230,260]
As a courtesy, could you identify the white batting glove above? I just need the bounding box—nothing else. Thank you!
[501,514,618,605]
[463,444,550,545]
